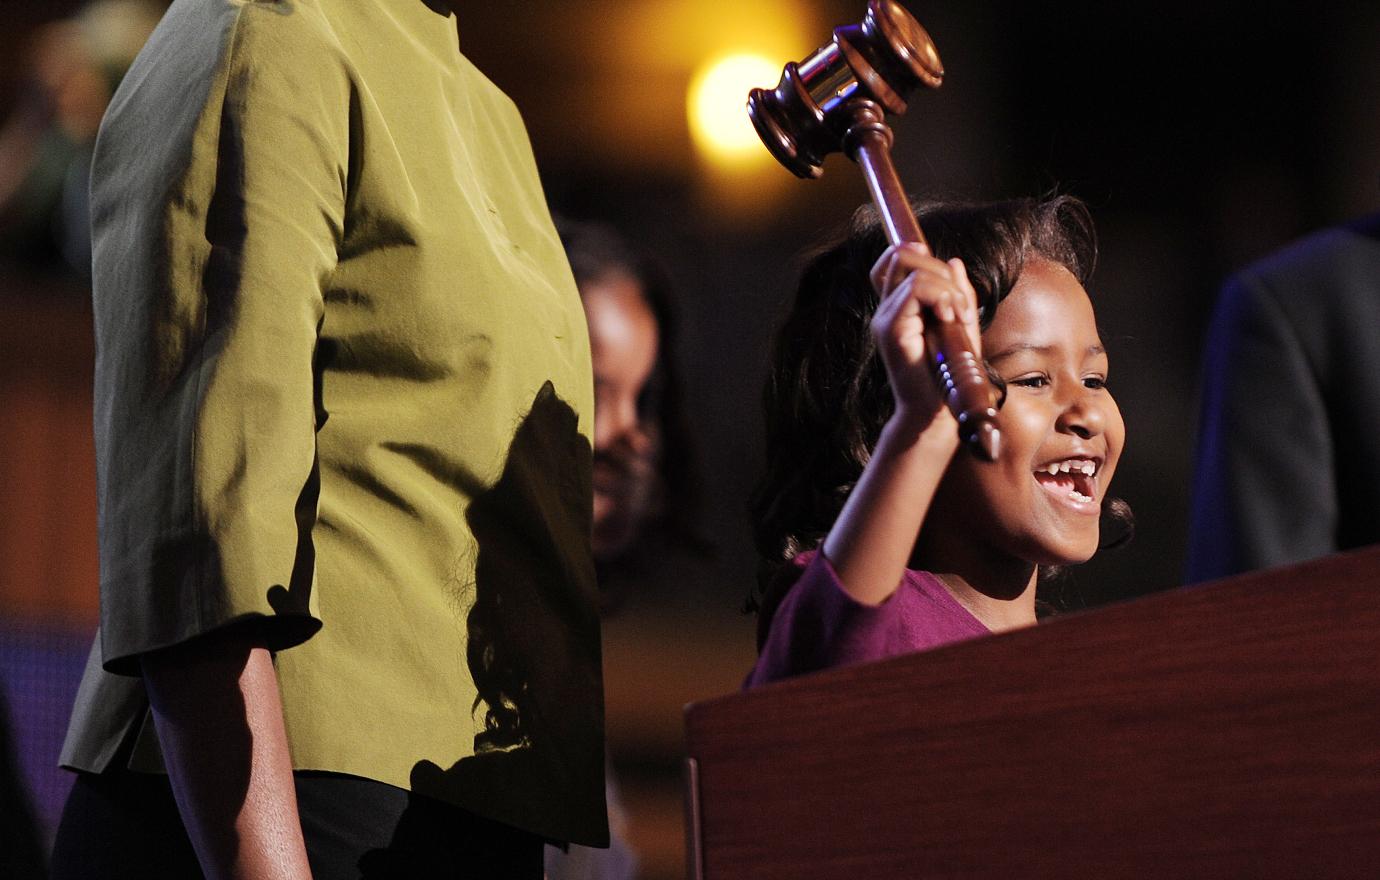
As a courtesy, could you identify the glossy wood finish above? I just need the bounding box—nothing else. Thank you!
[685,546,1380,879]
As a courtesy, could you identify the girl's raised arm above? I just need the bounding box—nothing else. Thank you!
[820,243,982,605]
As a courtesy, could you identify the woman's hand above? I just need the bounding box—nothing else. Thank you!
[869,242,982,431]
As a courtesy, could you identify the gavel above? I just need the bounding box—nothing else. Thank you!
[748,0,1002,461]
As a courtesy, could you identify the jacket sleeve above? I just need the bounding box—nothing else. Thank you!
[1185,271,1336,583]
[91,3,349,674]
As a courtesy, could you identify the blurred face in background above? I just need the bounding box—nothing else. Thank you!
[581,271,661,561]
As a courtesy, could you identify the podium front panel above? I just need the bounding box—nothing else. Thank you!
[685,546,1380,879]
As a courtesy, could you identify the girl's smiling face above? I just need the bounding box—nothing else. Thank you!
[938,258,1125,568]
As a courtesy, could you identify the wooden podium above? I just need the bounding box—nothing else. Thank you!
[683,546,1380,879]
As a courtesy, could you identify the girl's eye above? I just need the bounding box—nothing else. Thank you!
[1010,374,1049,389]
[1083,375,1108,390]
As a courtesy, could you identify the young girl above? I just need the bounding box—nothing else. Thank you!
[747,196,1127,686]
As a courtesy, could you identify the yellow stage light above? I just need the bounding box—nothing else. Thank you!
[688,53,779,166]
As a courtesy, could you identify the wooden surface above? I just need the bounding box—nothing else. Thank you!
[685,545,1380,879]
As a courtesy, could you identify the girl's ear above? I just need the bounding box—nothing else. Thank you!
[1099,497,1135,551]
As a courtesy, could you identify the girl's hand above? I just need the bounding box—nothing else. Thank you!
[822,244,983,607]
[869,242,982,431]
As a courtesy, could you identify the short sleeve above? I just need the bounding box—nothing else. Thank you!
[90,2,350,674]
[746,552,906,687]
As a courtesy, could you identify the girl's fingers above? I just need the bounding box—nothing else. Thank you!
[947,257,979,325]
[883,284,964,343]
[872,275,919,336]
[873,275,923,340]
[869,246,904,298]
[868,249,897,300]
[946,257,982,355]
[893,265,963,324]
[872,247,978,353]
[870,242,942,298]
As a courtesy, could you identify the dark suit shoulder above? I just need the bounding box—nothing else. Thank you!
[1233,213,1380,309]
[1222,214,1380,376]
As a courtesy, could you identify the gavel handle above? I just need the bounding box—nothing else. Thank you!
[844,107,1002,461]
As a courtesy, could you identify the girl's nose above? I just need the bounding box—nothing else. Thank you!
[1055,390,1107,439]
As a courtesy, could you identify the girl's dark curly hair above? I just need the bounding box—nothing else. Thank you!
[748,195,1129,635]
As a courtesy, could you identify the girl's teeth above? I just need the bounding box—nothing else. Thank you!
[1070,489,1092,503]
[1041,460,1098,476]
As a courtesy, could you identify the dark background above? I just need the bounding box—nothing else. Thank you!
[455,0,1380,613]
[2,2,1377,876]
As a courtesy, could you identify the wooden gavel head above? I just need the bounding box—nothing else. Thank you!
[748,0,944,179]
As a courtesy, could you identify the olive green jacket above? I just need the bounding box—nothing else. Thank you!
[60,0,606,847]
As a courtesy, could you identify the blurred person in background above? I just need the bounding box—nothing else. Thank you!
[546,218,704,880]
[558,217,705,600]
[0,0,162,282]
[1187,211,1380,582]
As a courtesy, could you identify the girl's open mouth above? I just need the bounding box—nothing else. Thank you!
[1033,458,1100,508]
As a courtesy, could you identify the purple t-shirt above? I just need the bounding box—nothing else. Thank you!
[746,551,990,687]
